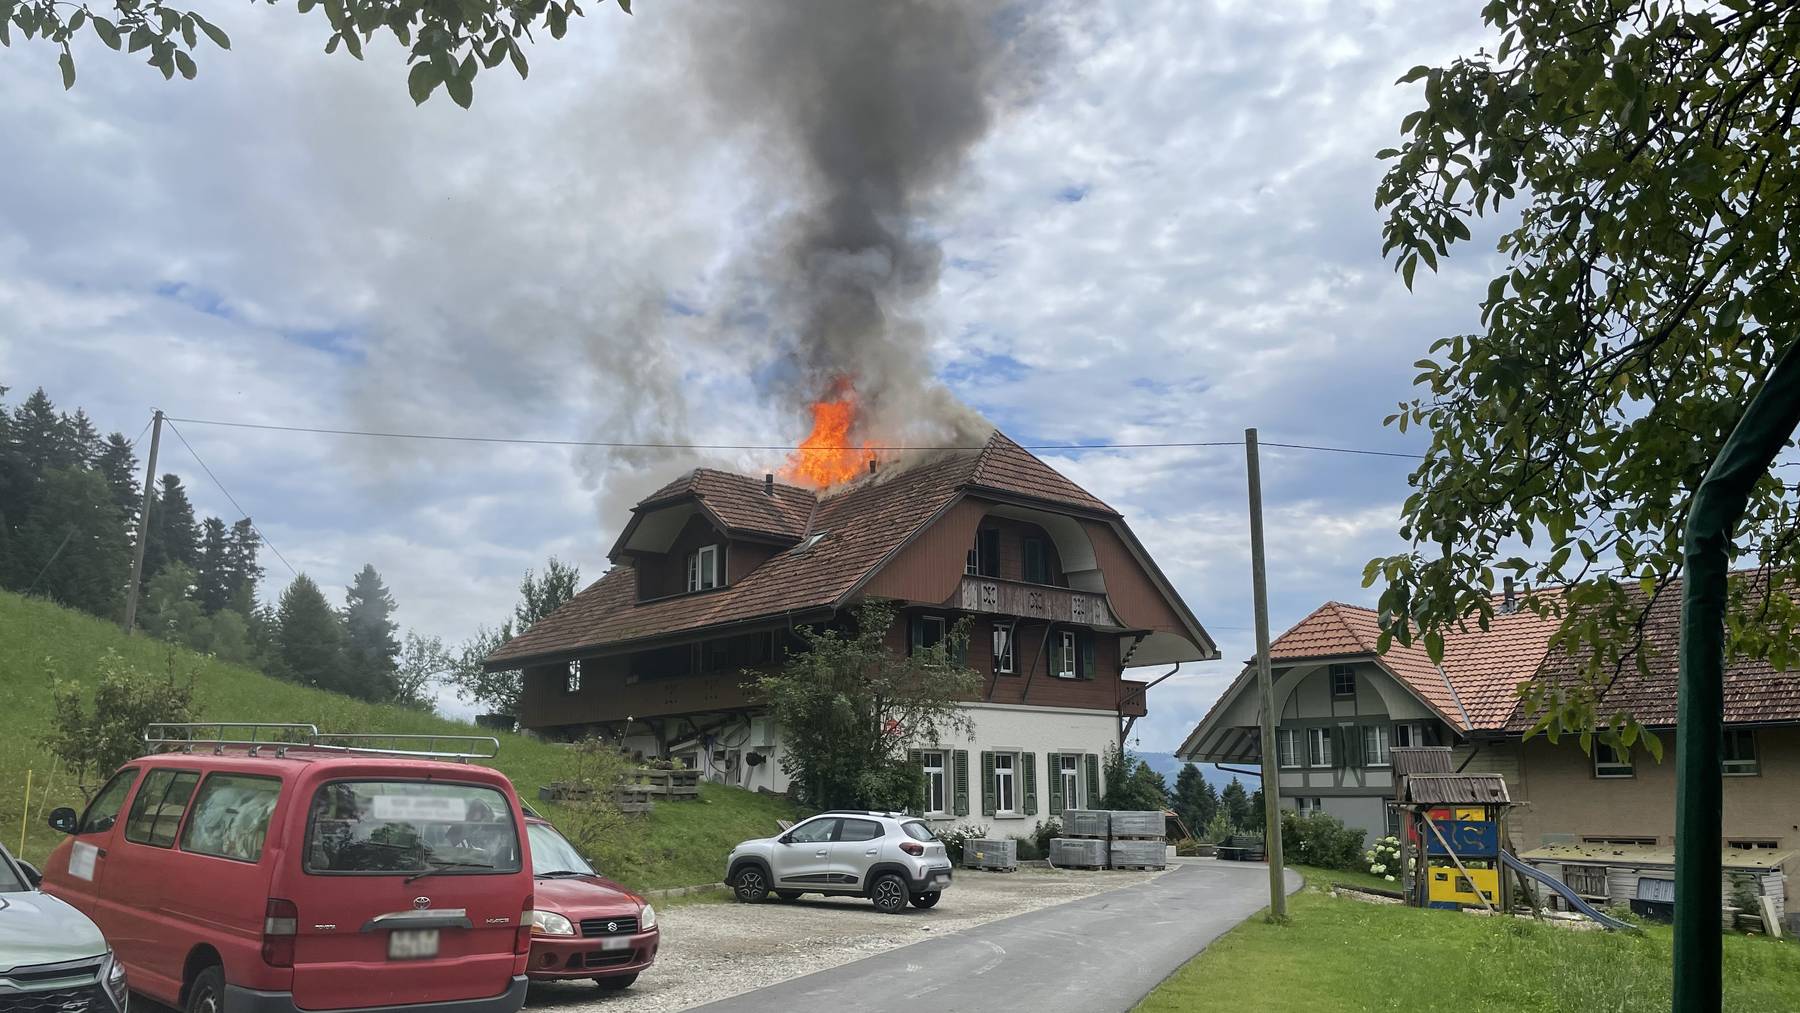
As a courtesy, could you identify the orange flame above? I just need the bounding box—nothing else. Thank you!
[782,384,873,488]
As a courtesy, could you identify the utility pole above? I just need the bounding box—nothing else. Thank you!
[121,410,163,634]
[1246,427,1286,919]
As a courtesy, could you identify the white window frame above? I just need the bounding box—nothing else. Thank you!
[687,544,720,592]
[564,659,582,695]
[1393,722,1425,748]
[1055,631,1077,679]
[1276,727,1301,769]
[1306,726,1332,768]
[1058,754,1082,810]
[921,750,948,816]
[966,544,980,576]
[1593,741,1634,779]
[1330,664,1356,697]
[1722,728,1758,776]
[1361,724,1390,767]
[993,752,1017,815]
[1297,797,1323,816]
[993,625,1015,674]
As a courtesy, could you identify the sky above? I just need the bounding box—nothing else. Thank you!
[0,0,1510,750]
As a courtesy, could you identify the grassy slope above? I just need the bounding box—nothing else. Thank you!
[1136,880,1800,1013]
[0,591,791,890]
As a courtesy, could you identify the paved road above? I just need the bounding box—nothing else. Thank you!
[694,860,1301,1013]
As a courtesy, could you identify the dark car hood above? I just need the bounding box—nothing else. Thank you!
[532,875,645,917]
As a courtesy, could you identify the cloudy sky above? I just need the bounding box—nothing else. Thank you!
[1,0,1508,750]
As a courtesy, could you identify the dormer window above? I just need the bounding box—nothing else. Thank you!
[687,544,722,592]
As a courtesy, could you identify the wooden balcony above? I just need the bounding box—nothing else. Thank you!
[1120,681,1149,717]
[957,575,1121,628]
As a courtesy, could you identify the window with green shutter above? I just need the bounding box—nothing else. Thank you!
[953,750,970,816]
[979,751,996,816]
[1046,752,1065,814]
[1084,752,1101,801]
[1079,633,1096,680]
[1021,752,1038,816]
[908,749,924,812]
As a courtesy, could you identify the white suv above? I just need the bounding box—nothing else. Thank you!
[725,811,953,914]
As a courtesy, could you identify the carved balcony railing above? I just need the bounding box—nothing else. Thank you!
[957,575,1120,628]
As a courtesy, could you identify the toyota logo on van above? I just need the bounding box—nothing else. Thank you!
[413,896,431,910]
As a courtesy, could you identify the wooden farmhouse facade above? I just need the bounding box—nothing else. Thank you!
[486,432,1217,825]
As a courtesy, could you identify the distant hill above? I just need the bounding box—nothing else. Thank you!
[1135,751,1258,791]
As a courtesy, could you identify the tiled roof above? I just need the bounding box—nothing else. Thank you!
[488,431,1130,666]
[634,468,816,541]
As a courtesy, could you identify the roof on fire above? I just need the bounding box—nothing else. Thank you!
[485,431,1207,668]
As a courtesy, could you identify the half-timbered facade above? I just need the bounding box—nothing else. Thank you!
[487,432,1217,826]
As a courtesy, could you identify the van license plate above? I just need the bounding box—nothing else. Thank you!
[389,929,439,960]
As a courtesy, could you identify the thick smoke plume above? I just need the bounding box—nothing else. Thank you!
[677,0,1051,457]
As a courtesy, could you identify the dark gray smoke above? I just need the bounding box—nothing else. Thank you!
[678,0,1054,454]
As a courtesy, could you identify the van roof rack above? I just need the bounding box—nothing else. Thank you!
[144,723,501,762]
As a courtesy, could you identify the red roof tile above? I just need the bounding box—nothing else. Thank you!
[634,468,816,541]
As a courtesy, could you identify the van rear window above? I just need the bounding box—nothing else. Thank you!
[305,781,521,876]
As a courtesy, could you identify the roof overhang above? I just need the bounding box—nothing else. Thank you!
[607,495,799,562]
[482,607,834,671]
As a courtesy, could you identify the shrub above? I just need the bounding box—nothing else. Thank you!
[1012,835,1043,861]
[1279,809,1366,871]
[45,649,197,796]
[935,822,989,864]
[1366,834,1403,883]
[1031,817,1062,854]
[1201,811,1235,844]
[1173,837,1206,857]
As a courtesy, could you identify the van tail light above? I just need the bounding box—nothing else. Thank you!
[899,841,925,857]
[262,898,299,968]
[515,895,535,955]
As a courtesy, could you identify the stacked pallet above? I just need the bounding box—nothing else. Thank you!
[1050,809,1112,870]
[965,838,1019,872]
[1107,809,1167,870]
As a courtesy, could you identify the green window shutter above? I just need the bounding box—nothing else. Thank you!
[1084,752,1101,802]
[980,751,997,817]
[1022,752,1038,816]
[1080,633,1097,680]
[909,615,924,655]
[953,750,970,816]
[909,749,925,812]
[1047,752,1065,815]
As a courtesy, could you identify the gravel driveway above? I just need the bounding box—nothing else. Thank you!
[523,867,1167,1013]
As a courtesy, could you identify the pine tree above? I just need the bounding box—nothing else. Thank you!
[14,468,131,618]
[1172,765,1218,838]
[11,388,75,478]
[273,574,350,694]
[1246,788,1266,833]
[1221,777,1252,830]
[224,518,263,604]
[142,474,200,580]
[94,434,139,520]
[64,409,103,467]
[195,518,231,614]
[343,564,400,701]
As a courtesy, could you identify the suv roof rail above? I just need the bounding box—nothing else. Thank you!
[817,809,904,818]
[143,723,501,762]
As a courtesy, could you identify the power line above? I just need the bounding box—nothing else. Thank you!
[163,420,300,578]
[163,415,1424,460]
[127,418,152,450]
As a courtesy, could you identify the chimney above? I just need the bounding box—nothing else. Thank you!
[1502,576,1517,614]
[868,458,878,475]
[764,473,775,496]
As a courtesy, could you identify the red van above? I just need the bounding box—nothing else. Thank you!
[39,725,534,1013]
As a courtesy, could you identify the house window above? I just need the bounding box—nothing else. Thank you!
[686,544,721,592]
[1059,754,1082,810]
[992,625,1015,674]
[970,529,999,577]
[1581,836,1656,846]
[1055,631,1077,678]
[1393,722,1426,748]
[1723,729,1758,776]
[966,545,980,575]
[1297,797,1324,816]
[1330,664,1356,697]
[1593,742,1634,778]
[913,616,946,652]
[1022,537,1049,584]
[1276,728,1301,769]
[564,659,582,694]
[993,753,1017,815]
[1562,865,1609,898]
[1361,724,1390,767]
[1306,726,1333,767]
[922,751,947,815]
[1728,839,1779,850]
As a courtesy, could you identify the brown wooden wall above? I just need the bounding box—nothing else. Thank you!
[1081,519,1190,637]
[635,513,729,600]
[883,612,1127,712]
[517,653,761,730]
[861,497,987,603]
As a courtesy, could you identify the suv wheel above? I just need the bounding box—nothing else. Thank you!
[186,966,225,1013]
[775,890,803,901]
[595,973,638,991]
[910,891,941,909]
[734,866,770,903]
[870,873,908,914]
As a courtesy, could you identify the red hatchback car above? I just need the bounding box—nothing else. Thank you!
[39,725,535,1013]
[521,817,658,990]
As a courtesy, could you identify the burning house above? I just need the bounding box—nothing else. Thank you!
[484,426,1216,822]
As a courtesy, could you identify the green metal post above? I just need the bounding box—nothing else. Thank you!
[1673,340,1800,1012]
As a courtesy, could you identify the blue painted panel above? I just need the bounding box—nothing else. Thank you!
[1423,820,1499,856]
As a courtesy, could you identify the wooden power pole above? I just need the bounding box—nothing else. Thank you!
[121,409,163,634]
[1246,427,1286,918]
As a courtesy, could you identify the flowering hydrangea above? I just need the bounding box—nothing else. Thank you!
[1368,834,1403,881]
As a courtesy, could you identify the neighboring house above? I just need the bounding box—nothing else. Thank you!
[1176,584,1800,868]
[486,432,1217,828]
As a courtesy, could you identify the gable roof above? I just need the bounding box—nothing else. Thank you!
[488,431,1187,669]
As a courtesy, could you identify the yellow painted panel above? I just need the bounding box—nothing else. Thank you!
[1427,865,1499,905]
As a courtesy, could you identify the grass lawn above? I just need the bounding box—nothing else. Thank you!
[1136,880,1800,1013]
[1291,863,1401,895]
[0,591,793,891]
